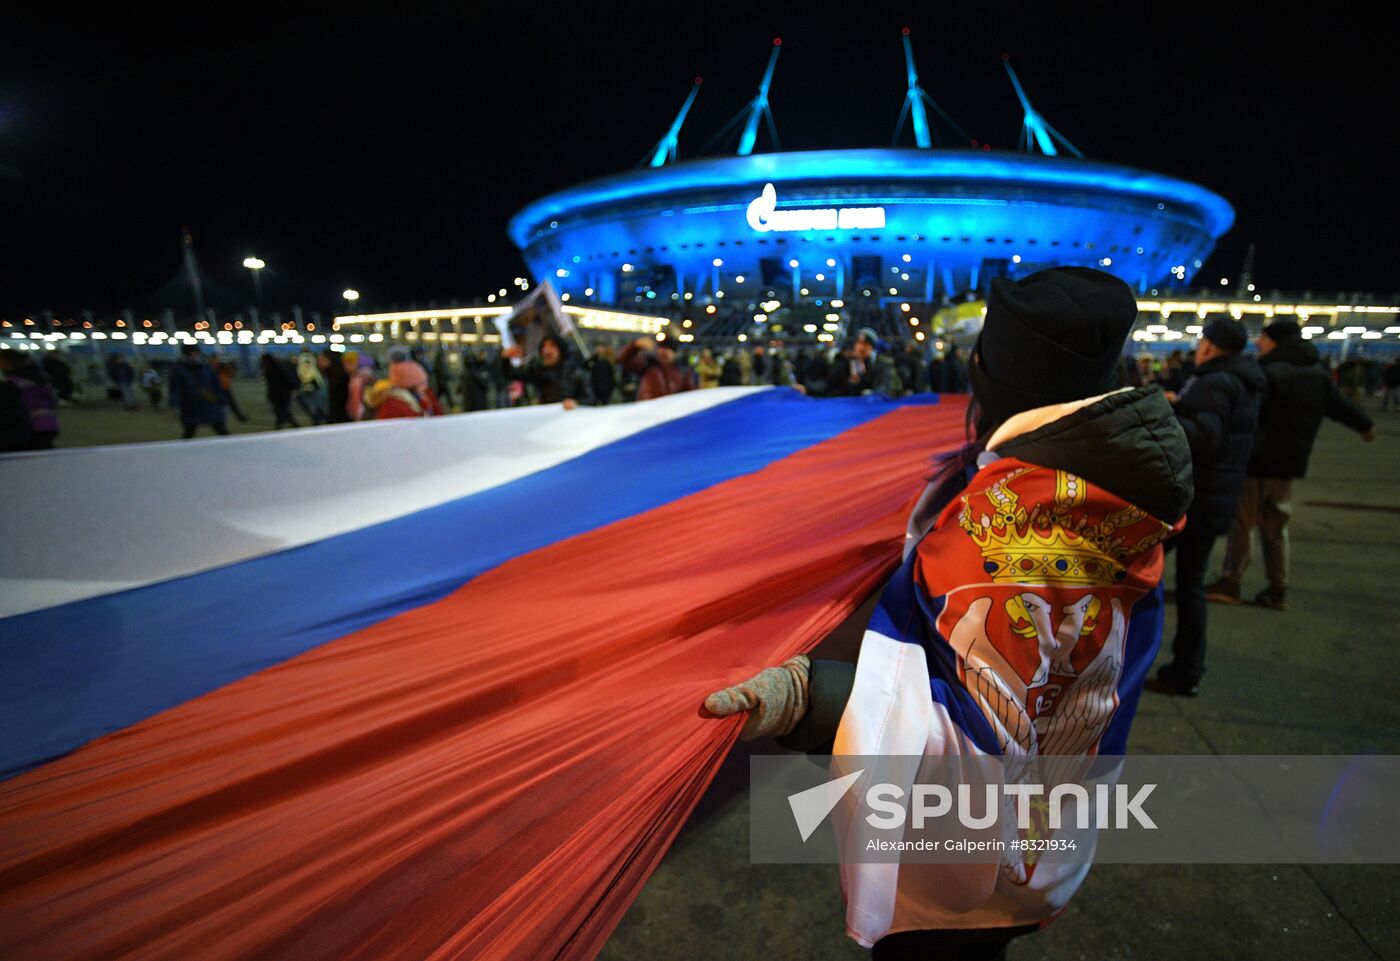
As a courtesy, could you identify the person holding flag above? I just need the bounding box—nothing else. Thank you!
[704,268,1193,959]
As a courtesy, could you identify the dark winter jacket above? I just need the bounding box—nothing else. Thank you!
[501,354,587,405]
[1173,352,1266,534]
[323,363,351,424]
[0,380,34,452]
[780,386,1193,754]
[587,355,616,405]
[168,359,227,426]
[261,358,297,404]
[824,352,903,399]
[3,363,60,439]
[618,343,695,401]
[1248,337,1374,478]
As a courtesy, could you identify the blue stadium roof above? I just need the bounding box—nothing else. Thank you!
[508,148,1235,248]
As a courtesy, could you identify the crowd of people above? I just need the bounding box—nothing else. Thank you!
[2,325,1397,454]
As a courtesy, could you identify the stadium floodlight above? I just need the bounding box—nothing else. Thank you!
[243,257,267,310]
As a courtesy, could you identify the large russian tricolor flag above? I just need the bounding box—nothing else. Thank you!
[0,386,968,961]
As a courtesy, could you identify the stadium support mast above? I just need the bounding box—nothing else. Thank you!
[897,28,933,148]
[893,28,969,149]
[1002,55,1083,158]
[181,227,206,320]
[737,38,782,156]
[647,78,703,167]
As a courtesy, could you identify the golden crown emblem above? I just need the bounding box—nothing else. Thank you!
[958,468,1168,587]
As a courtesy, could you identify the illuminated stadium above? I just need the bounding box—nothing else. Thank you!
[507,35,1235,327]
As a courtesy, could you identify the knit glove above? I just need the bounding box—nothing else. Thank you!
[703,655,811,741]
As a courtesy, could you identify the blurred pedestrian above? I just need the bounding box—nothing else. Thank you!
[295,350,328,425]
[618,336,695,400]
[41,352,74,404]
[459,349,490,412]
[587,346,617,406]
[260,354,300,429]
[140,364,163,409]
[168,344,229,439]
[940,345,968,393]
[1338,356,1366,405]
[107,355,137,409]
[344,351,375,421]
[696,347,721,389]
[824,328,902,398]
[895,341,926,394]
[213,356,251,423]
[432,351,452,412]
[376,360,444,419]
[500,334,586,408]
[1382,358,1400,411]
[0,348,60,449]
[0,378,32,452]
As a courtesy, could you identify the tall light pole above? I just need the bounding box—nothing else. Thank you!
[242,257,266,305]
[342,288,360,318]
[243,257,266,331]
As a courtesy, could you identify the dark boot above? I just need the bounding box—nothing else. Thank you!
[1253,587,1288,610]
[1205,576,1241,604]
[1145,664,1201,697]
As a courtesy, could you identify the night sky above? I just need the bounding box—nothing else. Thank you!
[3,6,1395,317]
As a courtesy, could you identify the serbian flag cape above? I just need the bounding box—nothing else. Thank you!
[0,386,968,961]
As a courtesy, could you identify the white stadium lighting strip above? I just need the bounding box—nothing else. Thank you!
[332,303,666,335]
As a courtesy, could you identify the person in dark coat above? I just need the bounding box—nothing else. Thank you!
[0,378,33,452]
[260,354,300,429]
[587,346,617,405]
[0,349,58,449]
[319,349,351,424]
[894,341,926,394]
[926,352,945,394]
[1150,318,1264,696]
[500,334,588,408]
[168,345,229,438]
[823,328,903,398]
[940,346,968,392]
[618,336,695,401]
[41,353,74,403]
[1207,321,1374,609]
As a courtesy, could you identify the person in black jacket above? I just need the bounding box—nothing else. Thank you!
[260,354,300,429]
[586,347,616,406]
[822,328,903,398]
[1207,321,1374,609]
[1150,318,1264,696]
[500,334,586,408]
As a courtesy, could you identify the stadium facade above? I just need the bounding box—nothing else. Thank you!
[507,36,1234,316]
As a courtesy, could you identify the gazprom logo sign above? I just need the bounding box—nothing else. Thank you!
[746,182,886,233]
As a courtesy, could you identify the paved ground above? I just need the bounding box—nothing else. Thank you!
[42,386,1400,960]
[48,380,354,448]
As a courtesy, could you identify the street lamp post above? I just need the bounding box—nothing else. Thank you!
[342,289,360,330]
[243,257,266,331]
[243,257,266,306]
